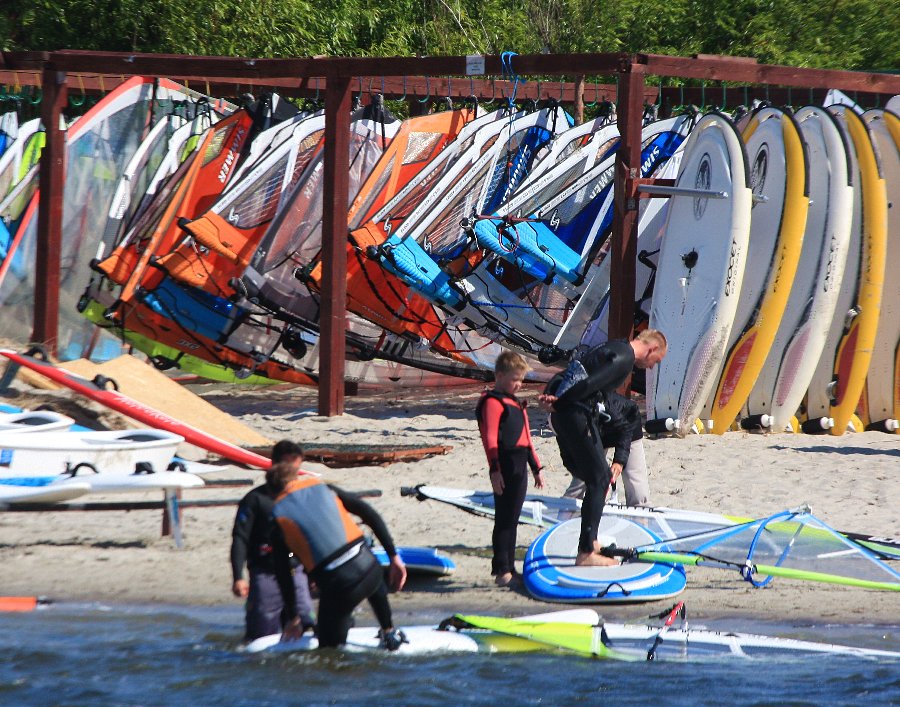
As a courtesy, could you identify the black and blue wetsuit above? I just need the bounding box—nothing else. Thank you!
[547,340,635,554]
[272,480,397,648]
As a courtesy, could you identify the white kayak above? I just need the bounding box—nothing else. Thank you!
[0,410,75,434]
[0,429,183,477]
[244,608,900,660]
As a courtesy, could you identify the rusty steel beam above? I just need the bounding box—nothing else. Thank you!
[318,73,352,416]
[33,68,68,354]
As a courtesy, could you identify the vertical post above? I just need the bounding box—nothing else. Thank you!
[33,67,68,354]
[609,59,645,347]
[319,73,352,416]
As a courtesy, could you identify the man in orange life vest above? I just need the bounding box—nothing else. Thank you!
[269,462,408,650]
[230,440,315,642]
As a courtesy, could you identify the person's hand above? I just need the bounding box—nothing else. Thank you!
[388,554,408,592]
[232,579,249,598]
[281,616,305,642]
[537,394,557,412]
[610,462,623,484]
[533,468,546,490]
[489,469,504,495]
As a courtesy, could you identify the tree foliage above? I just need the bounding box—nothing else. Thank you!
[2,0,897,71]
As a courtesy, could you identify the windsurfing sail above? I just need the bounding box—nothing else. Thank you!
[612,509,900,591]
[452,614,639,661]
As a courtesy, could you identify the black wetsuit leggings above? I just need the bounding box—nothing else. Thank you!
[492,448,529,575]
[316,545,393,648]
[552,407,612,554]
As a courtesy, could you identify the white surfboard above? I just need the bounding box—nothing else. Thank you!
[806,106,888,435]
[743,106,853,431]
[860,108,900,432]
[244,608,601,655]
[706,107,809,433]
[0,480,92,505]
[646,112,752,434]
[49,470,204,493]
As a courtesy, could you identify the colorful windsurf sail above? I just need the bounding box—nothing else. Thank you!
[452,614,639,661]
[611,508,900,591]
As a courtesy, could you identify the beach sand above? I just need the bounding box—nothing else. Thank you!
[1,381,898,629]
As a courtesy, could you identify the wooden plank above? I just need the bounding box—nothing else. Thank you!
[318,74,352,417]
[642,54,900,94]
[33,67,68,354]
[48,50,326,80]
[608,65,645,344]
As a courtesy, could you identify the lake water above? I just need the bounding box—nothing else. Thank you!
[1,603,898,705]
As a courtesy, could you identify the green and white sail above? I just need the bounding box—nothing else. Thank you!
[616,508,900,591]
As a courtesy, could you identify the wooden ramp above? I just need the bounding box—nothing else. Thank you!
[18,354,271,448]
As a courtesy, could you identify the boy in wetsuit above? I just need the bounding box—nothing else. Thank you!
[476,351,545,587]
[539,329,666,567]
[230,440,315,642]
[269,463,408,650]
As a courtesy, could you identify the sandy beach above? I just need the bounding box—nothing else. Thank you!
[1,380,898,629]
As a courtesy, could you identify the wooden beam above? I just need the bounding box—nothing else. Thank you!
[641,54,900,94]
[32,67,68,354]
[48,49,328,80]
[318,73,352,416]
[608,62,646,346]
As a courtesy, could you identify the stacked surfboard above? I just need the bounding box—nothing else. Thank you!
[646,99,896,436]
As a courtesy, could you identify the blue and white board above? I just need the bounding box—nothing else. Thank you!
[372,545,456,576]
[0,480,92,505]
[523,516,686,603]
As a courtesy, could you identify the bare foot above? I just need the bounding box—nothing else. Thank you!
[575,551,620,567]
[494,572,514,586]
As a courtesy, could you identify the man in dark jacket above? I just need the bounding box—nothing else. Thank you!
[539,330,666,566]
[230,440,315,642]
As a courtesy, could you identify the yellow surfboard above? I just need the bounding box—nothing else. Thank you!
[860,109,900,433]
[826,107,888,436]
[708,108,809,433]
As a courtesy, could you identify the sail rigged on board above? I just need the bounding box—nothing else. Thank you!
[612,508,900,591]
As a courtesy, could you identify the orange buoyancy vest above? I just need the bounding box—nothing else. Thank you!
[273,478,364,573]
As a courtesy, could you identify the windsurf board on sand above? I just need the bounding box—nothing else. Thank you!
[523,516,686,603]
[742,105,853,433]
[48,470,204,493]
[371,545,456,576]
[805,105,887,435]
[0,480,92,505]
[644,112,752,435]
[706,106,809,433]
[859,108,900,433]
[0,349,272,468]
[406,484,900,561]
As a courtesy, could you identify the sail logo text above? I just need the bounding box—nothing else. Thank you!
[218,128,247,183]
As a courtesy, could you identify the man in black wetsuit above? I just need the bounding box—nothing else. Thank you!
[539,329,667,567]
[269,463,408,650]
[230,440,315,642]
